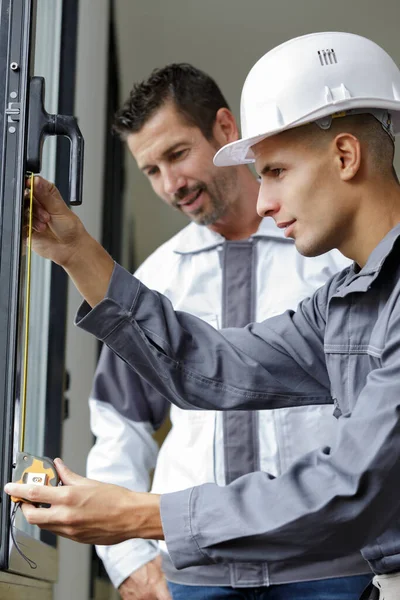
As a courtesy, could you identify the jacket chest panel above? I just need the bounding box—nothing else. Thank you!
[167,253,222,325]
[324,281,395,416]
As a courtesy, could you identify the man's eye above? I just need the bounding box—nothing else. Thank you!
[171,149,187,161]
[260,168,285,180]
[147,167,159,177]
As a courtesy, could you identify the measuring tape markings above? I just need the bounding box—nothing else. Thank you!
[10,174,59,569]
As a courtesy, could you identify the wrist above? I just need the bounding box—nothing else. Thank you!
[126,492,164,541]
[60,226,95,271]
[62,232,115,307]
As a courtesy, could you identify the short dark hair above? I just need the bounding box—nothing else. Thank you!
[113,63,230,140]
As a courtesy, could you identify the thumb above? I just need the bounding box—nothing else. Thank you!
[54,458,90,486]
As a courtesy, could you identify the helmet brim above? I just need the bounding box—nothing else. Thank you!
[214,132,277,167]
[214,105,400,167]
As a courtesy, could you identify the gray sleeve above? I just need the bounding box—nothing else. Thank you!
[76,263,333,411]
[76,264,400,569]
[160,304,400,568]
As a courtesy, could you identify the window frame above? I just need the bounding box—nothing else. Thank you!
[0,0,80,580]
[0,0,37,574]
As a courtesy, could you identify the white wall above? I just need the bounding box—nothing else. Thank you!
[114,0,400,266]
[54,1,109,599]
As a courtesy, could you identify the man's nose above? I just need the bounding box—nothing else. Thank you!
[256,187,280,218]
[163,167,186,197]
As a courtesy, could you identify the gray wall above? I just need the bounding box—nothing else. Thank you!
[115,0,400,266]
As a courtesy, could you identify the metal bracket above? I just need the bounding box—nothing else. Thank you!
[5,102,20,122]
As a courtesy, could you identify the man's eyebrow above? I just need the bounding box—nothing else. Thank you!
[140,142,188,172]
[260,165,271,175]
[255,163,271,176]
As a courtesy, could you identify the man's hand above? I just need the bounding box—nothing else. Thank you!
[119,557,172,600]
[26,176,114,307]
[4,459,163,545]
[26,176,86,267]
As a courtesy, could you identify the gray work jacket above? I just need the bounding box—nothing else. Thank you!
[76,222,400,578]
[88,220,361,588]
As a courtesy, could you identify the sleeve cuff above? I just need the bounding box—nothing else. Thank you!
[75,263,142,341]
[160,488,210,570]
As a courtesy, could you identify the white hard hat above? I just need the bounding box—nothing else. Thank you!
[214,32,400,167]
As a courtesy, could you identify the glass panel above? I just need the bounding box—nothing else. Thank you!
[24,0,62,455]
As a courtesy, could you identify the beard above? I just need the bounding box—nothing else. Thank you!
[172,168,238,226]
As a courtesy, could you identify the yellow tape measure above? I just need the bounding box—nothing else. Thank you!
[19,173,34,453]
[11,174,59,506]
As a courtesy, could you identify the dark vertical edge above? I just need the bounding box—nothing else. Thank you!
[0,0,17,571]
[40,0,79,548]
[0,0,34,569]
[101,0,125,265]
[97,0,126,366]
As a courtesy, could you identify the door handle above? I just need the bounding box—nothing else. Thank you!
[26,76,84,205]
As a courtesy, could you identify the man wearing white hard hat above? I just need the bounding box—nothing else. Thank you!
[6,32,400,600]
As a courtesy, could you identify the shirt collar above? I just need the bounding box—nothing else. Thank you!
[173,217,292,255]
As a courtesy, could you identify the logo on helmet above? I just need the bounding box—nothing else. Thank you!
[317,49,338,66]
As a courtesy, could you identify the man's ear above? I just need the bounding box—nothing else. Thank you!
[334,133,362,181]
[212,108,239,145]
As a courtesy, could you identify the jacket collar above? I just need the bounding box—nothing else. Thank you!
[173,217,292,255]
[335,222,400,297]
[360,222,400,275]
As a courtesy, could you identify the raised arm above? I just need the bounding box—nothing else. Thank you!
[30,176,333,411]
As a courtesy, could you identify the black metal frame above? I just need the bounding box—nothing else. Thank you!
[0,0,81,573]
[0,0,34,570]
